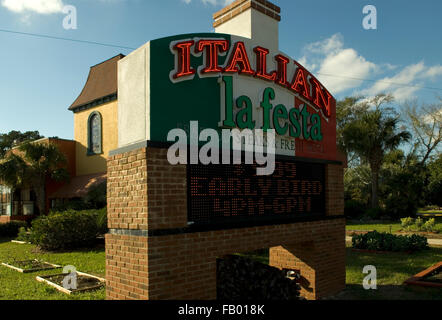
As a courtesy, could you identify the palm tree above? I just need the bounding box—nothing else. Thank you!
[0,142,69,215]
[0,154,27,210]
[342,107,411,209]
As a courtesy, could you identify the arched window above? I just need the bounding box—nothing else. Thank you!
[87,111,102,155]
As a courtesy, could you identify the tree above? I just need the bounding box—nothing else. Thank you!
[426,154,442,206]
[403,99,442,166]
[336,96,369,167]
[341,95,411,209]
[0,154,27,190]
[0,131,43,158]
[0,142,69,215]
[380,150,425,218]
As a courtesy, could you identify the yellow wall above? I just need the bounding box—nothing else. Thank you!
[74,101,118,176]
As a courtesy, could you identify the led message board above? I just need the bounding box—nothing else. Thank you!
[188,160,325,225]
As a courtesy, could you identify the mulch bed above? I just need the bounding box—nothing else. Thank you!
[36,271,105,294]
[1,260,61,273]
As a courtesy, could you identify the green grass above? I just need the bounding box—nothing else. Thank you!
[346,217,442,235]
[241,245,442,300]
[0,238,105,300]
[346,221,403,233]
[341,243,442,300]
[2,236,441,300]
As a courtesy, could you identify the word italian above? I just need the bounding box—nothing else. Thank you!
[170,39,333,118]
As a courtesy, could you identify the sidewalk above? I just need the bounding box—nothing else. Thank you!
[345,236,442,247]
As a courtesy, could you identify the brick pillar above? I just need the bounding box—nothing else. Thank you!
[106,144,346,300]
[326,164,344,216]
[106,144,189,300]
[269,219,346,300]
[269,163,346,300]
[106,146,149,299]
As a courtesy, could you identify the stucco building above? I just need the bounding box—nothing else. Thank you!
[0,55,123,223]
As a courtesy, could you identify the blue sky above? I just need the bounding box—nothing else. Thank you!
[0,0,441,140]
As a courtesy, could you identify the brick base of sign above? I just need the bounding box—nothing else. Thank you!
[105,144,346,300]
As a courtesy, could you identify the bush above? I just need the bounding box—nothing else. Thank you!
[0,221,27,238]
[95,208,108,235]
[415,217,424,231]
[352,231,428,252]
[423,218,436,232]
[400,217,414,230]
[345,200,367,218]
[16,227,31,242]
[29,209,106,251]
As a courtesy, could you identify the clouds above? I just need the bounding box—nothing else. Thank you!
[298,34,377,94]
[1,0,65,14]
[361,62,425,100]
[1,0,121,15]
[299,33,442,101]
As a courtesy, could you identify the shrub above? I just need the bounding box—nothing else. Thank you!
[29,209,106,251]
[95,208,108,235]
[16,227,31,242]
[400,217,414,230]
[423,218,436,232]
[415,217,424,231]
[352,231,428,252]
[0,221,27,238]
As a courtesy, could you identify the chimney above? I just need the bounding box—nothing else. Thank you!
[213,0,281,50]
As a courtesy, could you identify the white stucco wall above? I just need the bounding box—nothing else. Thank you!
[215,9,253,40]
[215,8,279,51]
[117,42,151,148]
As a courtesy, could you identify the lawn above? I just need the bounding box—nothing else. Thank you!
[241,245,442,300]
[336,244,442,300]
[0,238,105,300]
[346,217,442,236]
[1,236,441,300]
